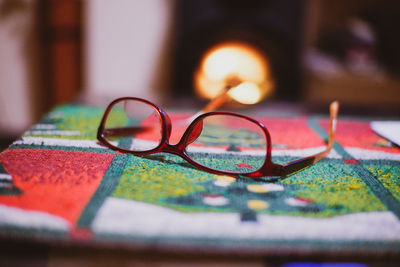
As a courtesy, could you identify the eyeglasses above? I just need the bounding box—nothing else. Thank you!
[97,97,339,178]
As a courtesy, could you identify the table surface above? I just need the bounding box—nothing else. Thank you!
[0,103,399,259]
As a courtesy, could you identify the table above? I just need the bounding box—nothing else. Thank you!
[1,103,399,263]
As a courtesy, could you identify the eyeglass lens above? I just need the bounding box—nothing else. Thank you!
[185,115,267,173]
[103,99,268,174]
[103,100,163,151]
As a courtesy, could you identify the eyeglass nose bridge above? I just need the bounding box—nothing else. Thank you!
[156,142,199,168]
[159,142,186,156]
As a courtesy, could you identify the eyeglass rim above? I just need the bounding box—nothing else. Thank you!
[97,97,170,154]
[97,97,281,177]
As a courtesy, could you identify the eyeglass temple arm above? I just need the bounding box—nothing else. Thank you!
[185,85,233,124]
[281,101,339,176]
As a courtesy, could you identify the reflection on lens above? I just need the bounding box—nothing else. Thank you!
[185,114,267,173]
[103,99,162,151]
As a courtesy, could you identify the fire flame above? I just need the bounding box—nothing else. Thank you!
[227,82,261,105]
[195,41,274,105]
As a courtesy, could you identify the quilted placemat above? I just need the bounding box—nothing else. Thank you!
[0,104,399,256]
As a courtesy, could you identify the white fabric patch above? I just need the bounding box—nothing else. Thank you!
[13,137,112,149]
[92,197,400,241]
[33,124,57,130]
[203,196,229,206]
[0,174,12,181]
[26,130,82,136]
[0,204,69,231]
[346,147,400,161]
[272,147,341,159]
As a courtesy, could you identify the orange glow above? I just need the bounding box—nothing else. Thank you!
[194,41,274,104]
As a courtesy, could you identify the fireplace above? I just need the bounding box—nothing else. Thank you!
[171,0,306,102]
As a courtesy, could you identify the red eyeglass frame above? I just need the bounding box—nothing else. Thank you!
[97,97,339,178]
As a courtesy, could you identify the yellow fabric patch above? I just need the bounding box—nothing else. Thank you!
[215,175,236,183]
[247,184,269,193]
[247,200,269,210]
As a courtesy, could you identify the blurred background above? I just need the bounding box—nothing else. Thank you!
[0,0,399,149]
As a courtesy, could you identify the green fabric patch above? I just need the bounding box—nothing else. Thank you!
[112,153,387,217]
[281,160,387,217]
[112,153,215,212]
[26,105,104,140]
[364,161,400,202]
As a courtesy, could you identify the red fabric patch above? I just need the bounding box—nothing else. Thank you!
[0,149,114,226]
[344,158,359,165]
[320,119,400,153]
[70,227,93,241]
[203,194,222,198]
[237,163,252,168]
[257,117,326,149]
[294,197,313,204]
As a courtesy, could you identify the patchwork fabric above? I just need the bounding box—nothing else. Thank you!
[0,104,399,255]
